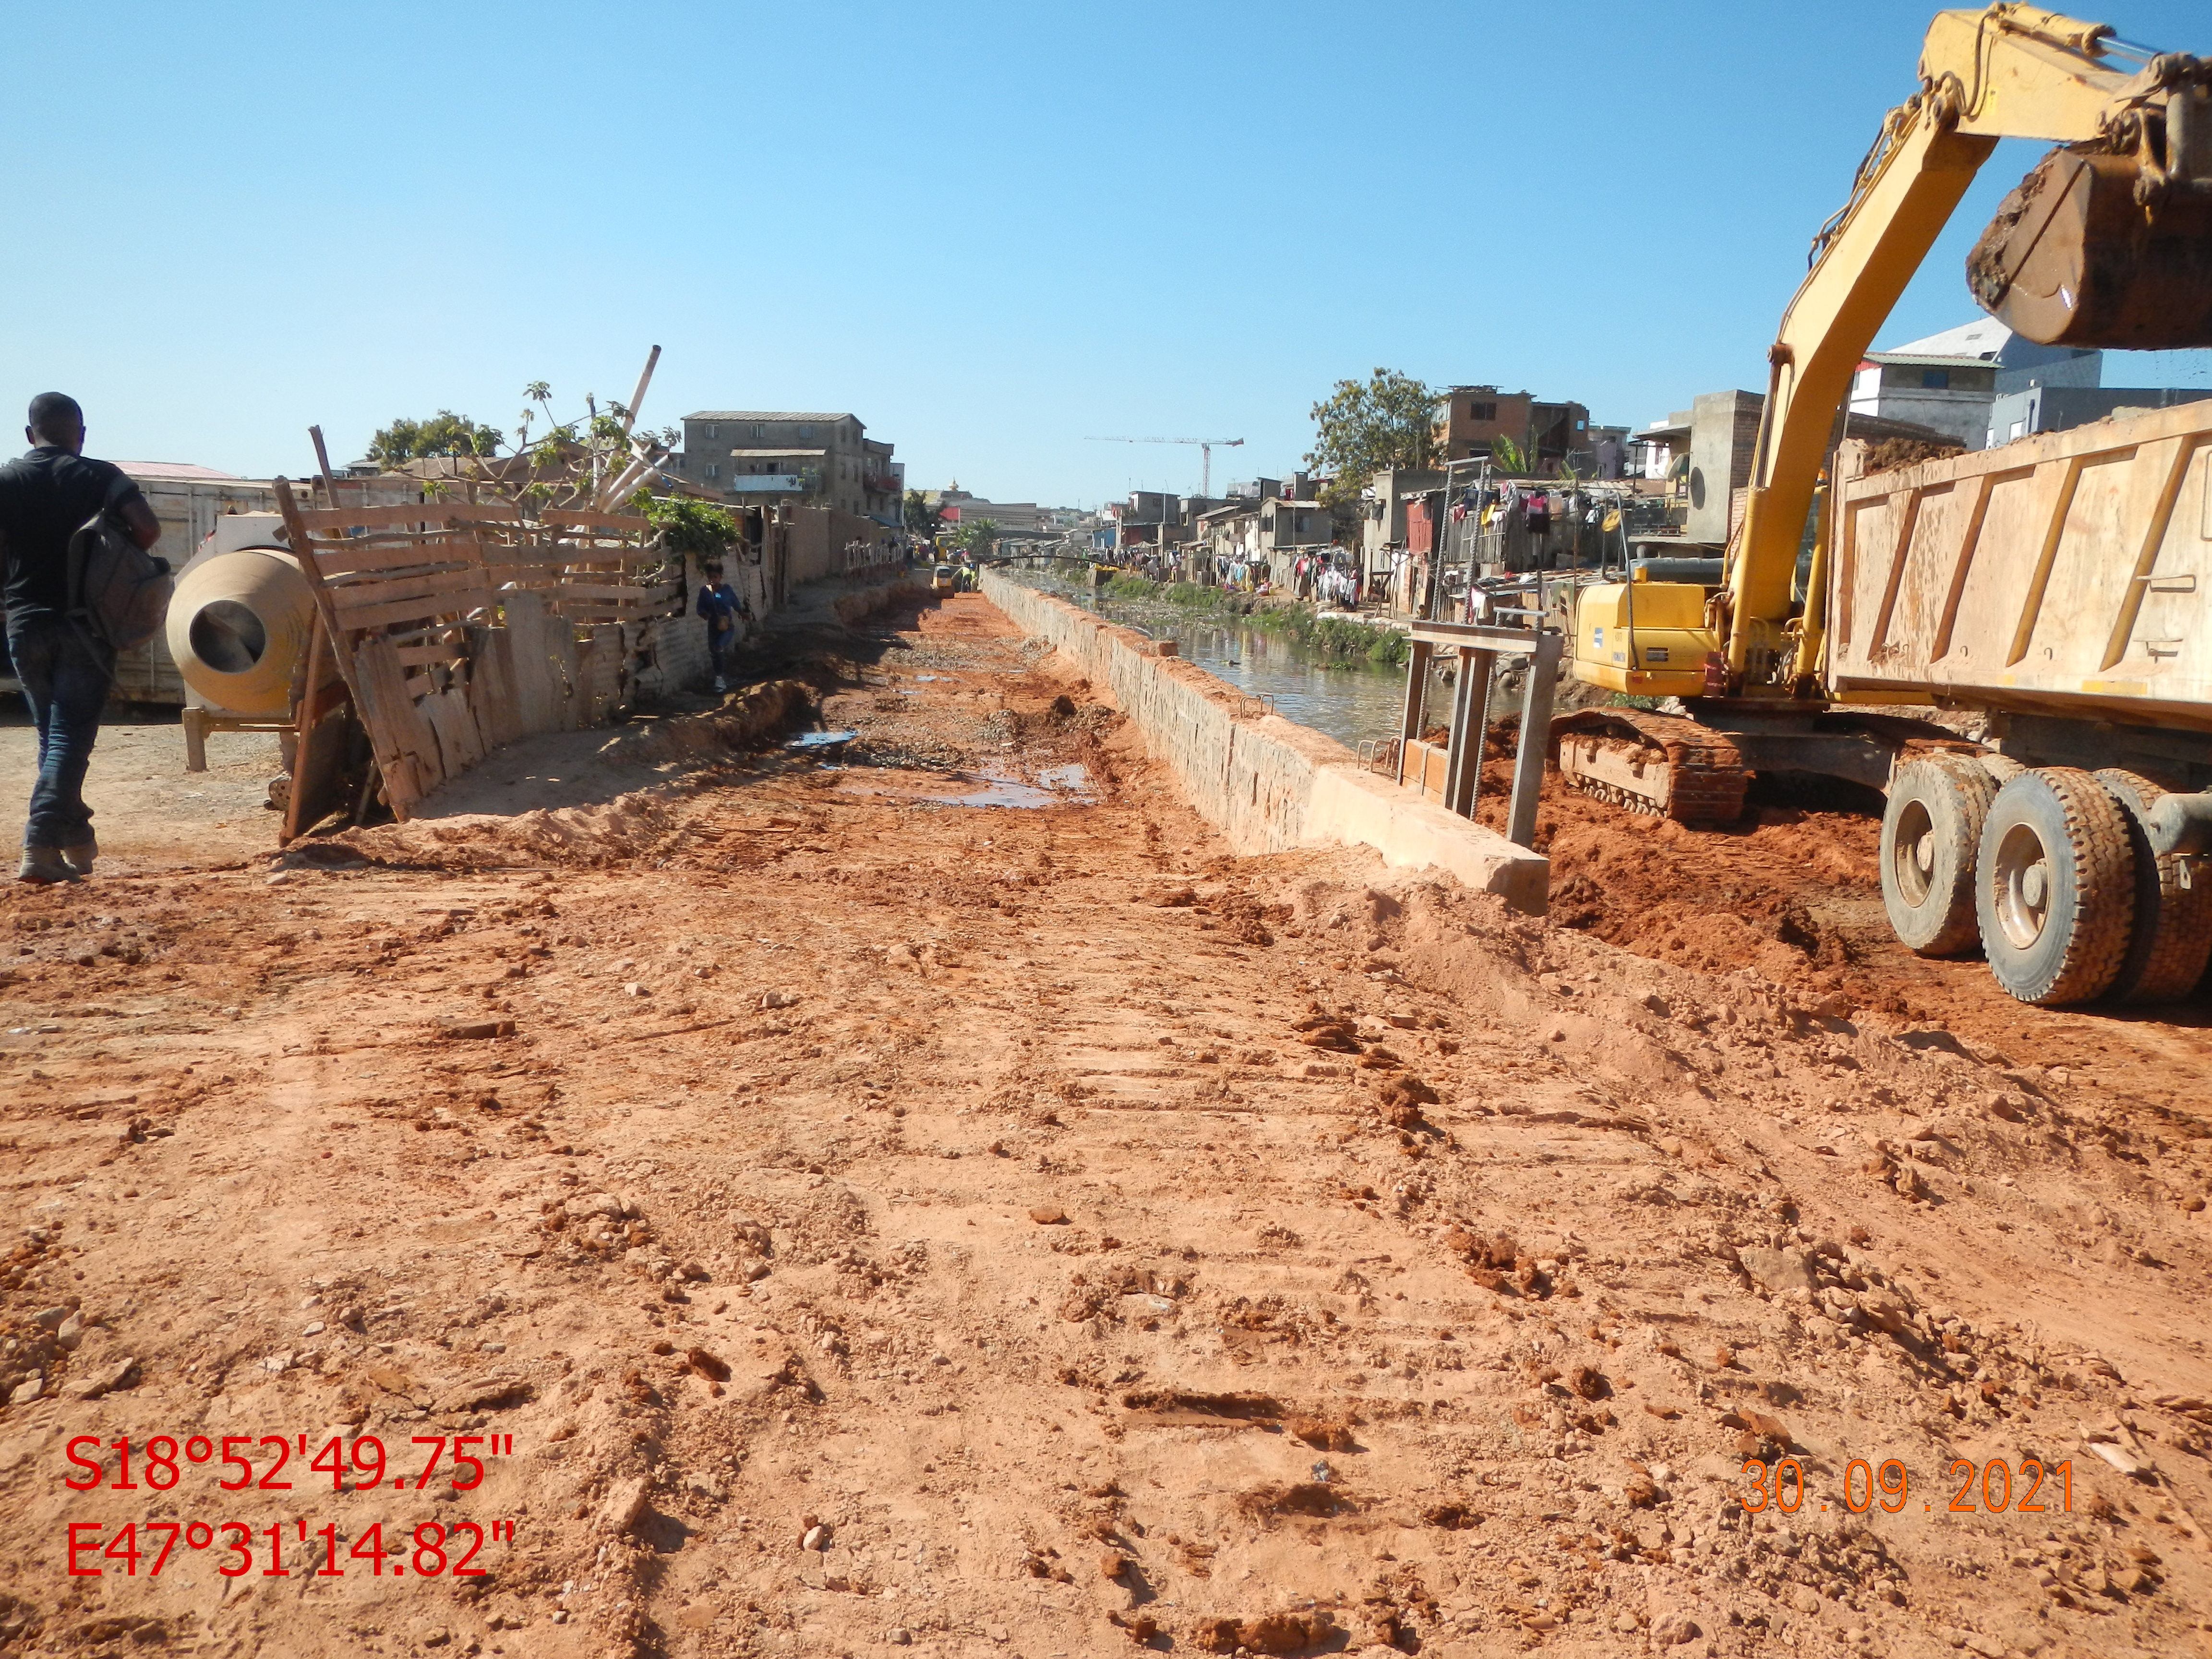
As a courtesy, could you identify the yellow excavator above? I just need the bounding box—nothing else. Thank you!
[1552,4,2212,1005]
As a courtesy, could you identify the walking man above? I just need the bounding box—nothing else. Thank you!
[0,394,159,882]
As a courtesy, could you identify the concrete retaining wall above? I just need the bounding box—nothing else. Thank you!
[982,572,1548,914]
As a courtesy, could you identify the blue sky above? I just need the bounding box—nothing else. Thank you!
[2,0,2207,506]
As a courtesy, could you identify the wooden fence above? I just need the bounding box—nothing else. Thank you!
[275,483,687,829]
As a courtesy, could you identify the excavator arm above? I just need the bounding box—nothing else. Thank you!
[1727,3,2212,690]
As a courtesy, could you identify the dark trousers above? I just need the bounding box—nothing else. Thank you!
[8,615,110,849]
[707,627,733,683]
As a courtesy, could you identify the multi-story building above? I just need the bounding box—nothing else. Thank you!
[670,411,899,524]
[1985,383,2212,448]
[1850,320,2106,450]
[934,488,1049,534]
[1433,386,1595,473]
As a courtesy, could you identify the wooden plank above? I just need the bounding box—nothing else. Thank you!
[349,636,439,816]
[468,623,523,751]
[486,568,589,591]
[315,547,485,581]
[297,524,493,548]
[541,507,652,534]
[548,581,669,602]
[501,591,560,737]
[421,683,482,779]
[560,608,674,626]
[288,501,524,532]
[306,539,487,573]
[275,479,373,751]
[284,611,337,843]
[331,566,492,614]
[287,693,362,840]
[395,643,467,669]
[335,588,496,634]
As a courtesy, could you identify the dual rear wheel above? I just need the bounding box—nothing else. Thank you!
[1880,758,2212,1006]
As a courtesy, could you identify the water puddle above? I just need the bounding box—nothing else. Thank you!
[785,729,860,751]
[837,761,1094,811]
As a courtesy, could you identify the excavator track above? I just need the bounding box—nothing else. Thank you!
[1549,709,1749,825]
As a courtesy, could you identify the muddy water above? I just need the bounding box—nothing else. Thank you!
[1007,570,1410,751]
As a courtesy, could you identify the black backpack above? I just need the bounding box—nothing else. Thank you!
[67,511,172,651]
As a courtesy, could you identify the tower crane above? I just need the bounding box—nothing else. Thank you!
[1085,435,1246,498]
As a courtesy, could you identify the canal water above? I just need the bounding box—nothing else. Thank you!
[1004,570,1413,752]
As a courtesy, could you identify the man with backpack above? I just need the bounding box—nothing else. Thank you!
[0,394,161,882]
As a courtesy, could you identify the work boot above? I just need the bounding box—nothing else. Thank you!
[61,838,97,878]
[15,846,75,884]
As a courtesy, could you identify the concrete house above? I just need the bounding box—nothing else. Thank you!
[1359,468,1445,573]
[673,411,897,520]
[1849,320,2105,450]
[1433,385,1594,473]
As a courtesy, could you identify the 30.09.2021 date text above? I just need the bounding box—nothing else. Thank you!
[1741,1457,2073,1515]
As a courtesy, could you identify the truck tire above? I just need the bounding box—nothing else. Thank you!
[1880,755,1995,955]
[2095,769,2212,1003]
[1975,768,2136,1006]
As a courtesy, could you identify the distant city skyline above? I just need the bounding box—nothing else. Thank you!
[1,0,2206,507]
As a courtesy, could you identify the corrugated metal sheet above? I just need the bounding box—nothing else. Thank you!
[1406,500,1434,555]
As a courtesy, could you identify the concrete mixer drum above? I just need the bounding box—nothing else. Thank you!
[164,545,318,718]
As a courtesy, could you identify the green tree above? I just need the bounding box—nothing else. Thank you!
[1489,433,1531,475]
[638,494,742,558]
[1304,368,1437,506]
[948,517,999,556]
[903,490,943,535]
[366,410,504,467]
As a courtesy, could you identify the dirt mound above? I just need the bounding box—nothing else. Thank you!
[1860,436,1966,474]
[339,789,688,868]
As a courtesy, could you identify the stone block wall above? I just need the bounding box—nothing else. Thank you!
[981,572,1548,914]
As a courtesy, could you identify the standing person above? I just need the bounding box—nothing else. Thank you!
[695,559,747,694]
[0,394,160,883]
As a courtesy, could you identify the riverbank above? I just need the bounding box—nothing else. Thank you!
[1098,573,1410,668]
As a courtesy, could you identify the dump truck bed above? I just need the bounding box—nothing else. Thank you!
[1827,398,2212,733]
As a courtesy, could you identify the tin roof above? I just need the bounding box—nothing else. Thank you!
[1861,352,1999,369]
[688,411,856,424]
[115,461,246,481]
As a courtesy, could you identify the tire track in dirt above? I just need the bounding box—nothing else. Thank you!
[0,596,2208,1658]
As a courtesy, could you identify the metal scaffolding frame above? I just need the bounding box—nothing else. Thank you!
[1393,620,1563,850]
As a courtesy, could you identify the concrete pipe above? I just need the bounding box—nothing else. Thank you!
[164,548,317,716]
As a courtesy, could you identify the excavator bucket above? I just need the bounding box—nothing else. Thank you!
[1966,145,2212,349]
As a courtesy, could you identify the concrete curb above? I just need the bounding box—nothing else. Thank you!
[981,572,1548,915]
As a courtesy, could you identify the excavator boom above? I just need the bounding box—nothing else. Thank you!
[1556,5,2212,829]
[1727,4,2212,689]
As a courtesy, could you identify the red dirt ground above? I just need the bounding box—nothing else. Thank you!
[0,593,2209,1659]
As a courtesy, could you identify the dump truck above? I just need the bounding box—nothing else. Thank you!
[1553,3,2212,1007]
